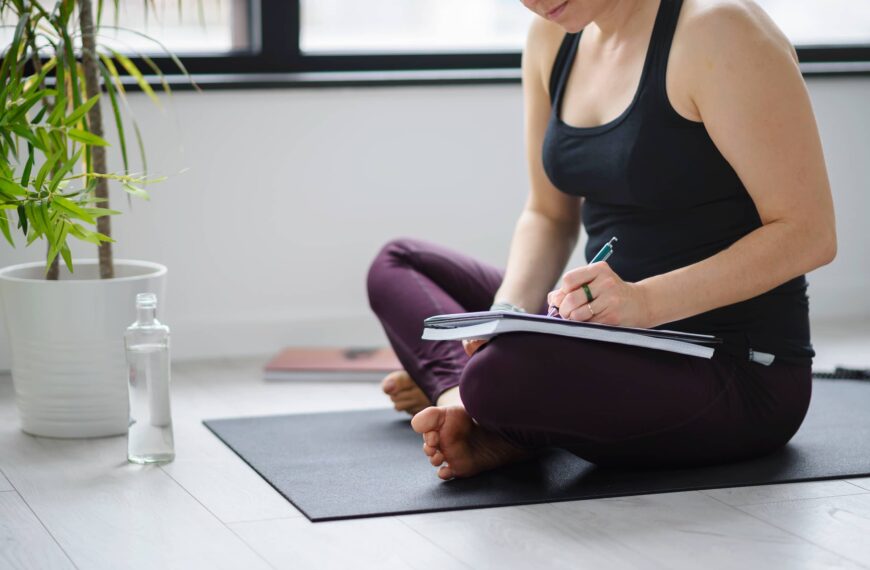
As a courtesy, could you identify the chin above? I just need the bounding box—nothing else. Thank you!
[545,1,591,34]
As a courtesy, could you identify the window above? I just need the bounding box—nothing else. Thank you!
[300,0,533,54]
[2,0,868,85]
[95,0,252,55]
[755,0,870,47]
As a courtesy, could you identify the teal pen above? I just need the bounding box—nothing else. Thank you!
[548,236,618,318]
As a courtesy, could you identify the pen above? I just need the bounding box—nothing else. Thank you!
[547,236,618,318]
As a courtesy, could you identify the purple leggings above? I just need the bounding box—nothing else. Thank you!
[366,237,813,469]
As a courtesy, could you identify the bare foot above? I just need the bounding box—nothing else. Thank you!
[411,405,534,480]
[381,370,430,416]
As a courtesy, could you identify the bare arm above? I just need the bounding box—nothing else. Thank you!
[492,18,582,314]
[640,2,836,326]
[551,2,836,327]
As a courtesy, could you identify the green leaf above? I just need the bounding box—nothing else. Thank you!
[82,207,122,217]
[21,144,34,187]
[111,49,160,106]
[69,223,101,245]
[59,24,83,109]
[63,94,100,127]
[98,60,129,173]
[33,150,61,191]
[98,53,126,97]
[25,201,43,237]
[48,148,84,192]
[122,182,150,201]
[9,124,43,150]
[5,89,55,124]
[39,201,56,244]
[0,210,14,247]
[60,243,73,273]
[47,219,71,270]
[0,17,27,93]
[16,205,28,236]
[53,195,96,225]
[0,178,28,199]
[23,57,57,97]
[68,129,110,147]
[69,223,115,245]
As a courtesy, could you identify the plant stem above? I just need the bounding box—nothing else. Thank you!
[79,0,114,279]
[29,25,61,281]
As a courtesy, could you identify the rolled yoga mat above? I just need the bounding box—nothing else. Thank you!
[204,378,870,522]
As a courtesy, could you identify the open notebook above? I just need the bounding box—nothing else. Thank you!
[422,311,721,359]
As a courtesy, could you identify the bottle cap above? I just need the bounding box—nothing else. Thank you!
[136,292,157,309]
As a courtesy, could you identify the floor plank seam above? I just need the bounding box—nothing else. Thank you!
[224,522,279,570]
[11,489,81,570]
[223,514,306,525]
[394,515,476,570]
[843,478,870,492]
[706,492,870,569]
[700,487,870,508]
[544,500,666,564]
[157,464,278,570]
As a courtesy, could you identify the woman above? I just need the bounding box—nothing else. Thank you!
[367,0,836,480]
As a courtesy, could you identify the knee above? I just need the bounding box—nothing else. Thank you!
[458,335,534,429]
[366,237,417,314]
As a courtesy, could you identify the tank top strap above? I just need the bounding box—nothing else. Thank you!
[549,32,581,107]
[646,0,684,96]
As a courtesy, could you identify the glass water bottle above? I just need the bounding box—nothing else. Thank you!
[125,292,175,464]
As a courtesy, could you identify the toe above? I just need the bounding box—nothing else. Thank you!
[410,406,443,434]
[430,451,444,466]
[437,464,454,480]
[392,373,417,392]
[380,370,404,395]
[425,431,439,448]
[422,442,437,456]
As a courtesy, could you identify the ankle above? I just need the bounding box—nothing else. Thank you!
[436,386,463,408]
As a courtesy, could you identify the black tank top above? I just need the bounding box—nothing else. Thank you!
[541,0,813,365]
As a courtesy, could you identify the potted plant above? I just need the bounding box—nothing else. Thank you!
[0,0,189,437]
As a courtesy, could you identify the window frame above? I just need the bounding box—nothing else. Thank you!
[120,0,870,88]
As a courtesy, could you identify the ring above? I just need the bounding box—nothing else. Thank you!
[587,303,595,317]
[581,283,593,303]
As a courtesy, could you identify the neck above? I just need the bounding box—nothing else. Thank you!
[137,306,156,325]
[590,0,649,40]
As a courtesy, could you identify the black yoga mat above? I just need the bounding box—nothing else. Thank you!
[204,378,870,522]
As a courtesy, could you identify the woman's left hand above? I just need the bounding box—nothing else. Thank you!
[547,262,653,328]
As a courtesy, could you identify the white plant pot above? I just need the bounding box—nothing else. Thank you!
[0,259,167,438]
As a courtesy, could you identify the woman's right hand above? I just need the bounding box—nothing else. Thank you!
[462,339,488,356]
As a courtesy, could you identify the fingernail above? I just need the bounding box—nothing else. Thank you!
[384,379,395,392]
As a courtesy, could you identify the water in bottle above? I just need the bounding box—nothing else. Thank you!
[125,292,174,464]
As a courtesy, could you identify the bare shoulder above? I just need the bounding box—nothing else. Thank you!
[523,16,570,98]
[678,0,798,67]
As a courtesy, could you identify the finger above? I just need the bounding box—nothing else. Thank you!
[547,289,562,306]
[561,261,612,291]
[566,302,595,322]
[463,339,487,356]
[557,288,589,320]
[566,293,609,322]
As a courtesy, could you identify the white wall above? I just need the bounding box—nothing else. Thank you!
[1,76,868,367]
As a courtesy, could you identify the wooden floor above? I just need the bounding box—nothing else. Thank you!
[2,325,870,569]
